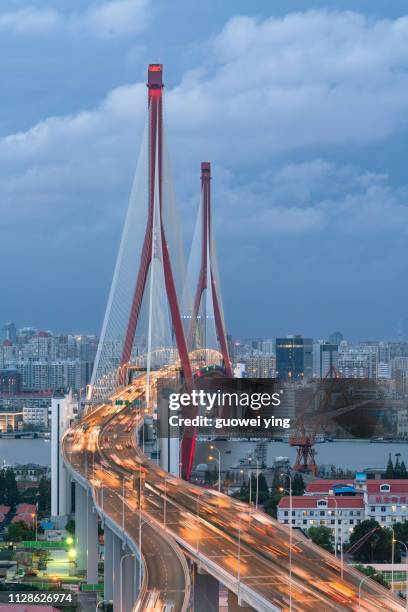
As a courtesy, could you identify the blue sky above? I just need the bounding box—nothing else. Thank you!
[1,0,408,340]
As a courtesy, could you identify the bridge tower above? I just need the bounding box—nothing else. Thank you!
[186,162,232,376]
[89,64,198,479]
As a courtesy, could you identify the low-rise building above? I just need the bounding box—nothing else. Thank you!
[277,474,408,542]
[0,410,23,432]
[277,495,364,543]
[22,405,49,428]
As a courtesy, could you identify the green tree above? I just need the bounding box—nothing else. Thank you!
[264,493,283,519]
[233,480,249,502]
[348,520,398,563]
[385,454,394,479]
[256,473,270,504]
[353,564,389,588]
[394,454,401,478]
[65,519,75,535]
[400,461,407,478]
[308,525,333,553]
[8,522,35,542]
[38,477,51,513]
[292,473,306,496]
[2,468,19,507]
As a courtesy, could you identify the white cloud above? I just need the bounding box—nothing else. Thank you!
[1,9,408,244]
[167,10,408,157]
[0,8,60,33]
[0,0,151,38]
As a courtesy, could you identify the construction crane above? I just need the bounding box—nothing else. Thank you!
[289,367,371,475]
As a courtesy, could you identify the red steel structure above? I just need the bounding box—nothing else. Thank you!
[118,64,195,479]
[188,162,233,376]
[120,64,191,382]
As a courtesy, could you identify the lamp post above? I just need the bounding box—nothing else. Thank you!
[332,497,343,578]
[392,526,395,591]
[209,445,221,492]
[208,455,221,493]
[164,474,171,530]
[280,473,292,612]
[248,457,260,509]
[120,553,135,612]
[358,575,371,611]
[393,537,408,608]
[237,519,242,603]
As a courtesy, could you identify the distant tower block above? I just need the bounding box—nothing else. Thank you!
[187,162,232,376]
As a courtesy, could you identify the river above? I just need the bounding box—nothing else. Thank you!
[1,437,407,472]
[0,438,51,467]
[194,439,408,472]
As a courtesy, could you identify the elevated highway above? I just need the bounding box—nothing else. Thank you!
[62,371,405,612]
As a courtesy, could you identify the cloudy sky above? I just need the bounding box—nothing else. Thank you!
[1,0,408,341]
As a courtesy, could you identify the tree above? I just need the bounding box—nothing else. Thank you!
[65,519,75,536]
[309,526,333,552]
[253,473,270,504]
[400,461,407,478]
[233,481,249,502]
[38,477,51,513]
[8,522,35,542]
[292,473,306,496]
[353,564,389,588]
[0,468,19,508]
[385,454,394,479]
[394,454,401,478]
[264,493,283,519]
[348,520,398,563]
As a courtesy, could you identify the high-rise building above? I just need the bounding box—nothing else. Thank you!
[0,369,22,394]
[1,323,17,345]
[275,335,313,380]
[244,355,276,378]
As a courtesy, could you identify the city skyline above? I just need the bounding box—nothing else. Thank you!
[1,2,408,338]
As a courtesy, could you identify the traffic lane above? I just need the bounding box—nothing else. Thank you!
[63,431,189,611]
[101,409,391,612]
[143,494,349,612]
[80,395,404,611]
[100,486,187,611]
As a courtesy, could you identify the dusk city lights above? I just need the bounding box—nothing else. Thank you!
[1,1,408,611]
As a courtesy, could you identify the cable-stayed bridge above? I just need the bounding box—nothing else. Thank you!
[61,64,404,611]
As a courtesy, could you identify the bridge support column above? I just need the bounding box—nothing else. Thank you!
[228,591,254,611]
[121,546,139,612]
[86,491,99,584]
[75,483,87,572]
[194,565,219,612]
[112,531,123,611]
[104,527,114,602]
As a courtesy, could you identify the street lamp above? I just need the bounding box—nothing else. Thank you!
[358,575,371,612]
[393,537,408,609]
[208,455,221,492]
[332,497,343,578]
[248,457,260,510]
[31,513,38,542]
[237,518,242,603]
[164,474,171,530]
[392,526,396,590]
[120,553,135,612]
[280,473,292,612]
[209,445,221,492]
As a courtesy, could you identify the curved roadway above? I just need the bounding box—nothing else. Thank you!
[63,372,405,612]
